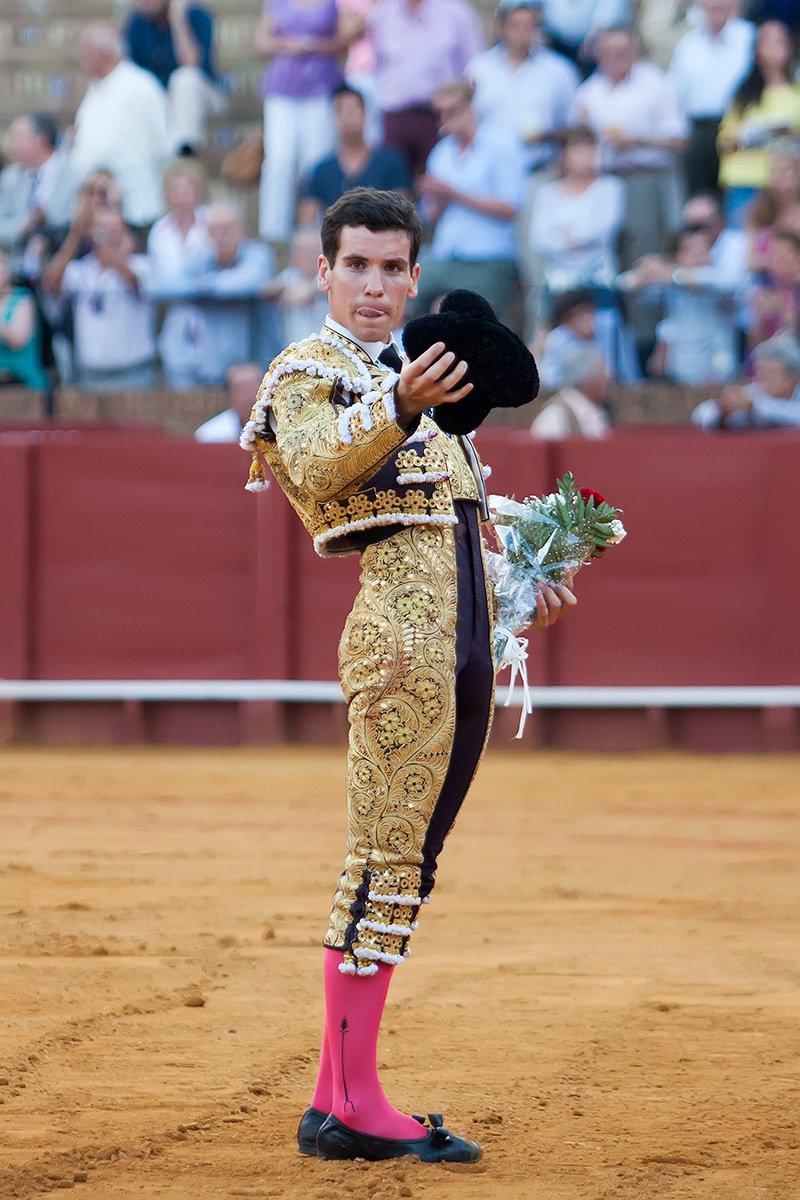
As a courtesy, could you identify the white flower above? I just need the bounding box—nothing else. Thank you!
[607,519,627,544]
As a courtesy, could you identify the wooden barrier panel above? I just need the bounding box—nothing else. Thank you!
[0,443,32,679]
[36,381,724,440]
[547,431,796,686]
[0,387,45,422]
[30,439,257,679]
[1,427,799,748]
[55,387,229,436]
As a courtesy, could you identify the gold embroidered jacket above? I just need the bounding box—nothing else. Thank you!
[241,328,488,556]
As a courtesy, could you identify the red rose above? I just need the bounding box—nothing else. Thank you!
[578,486,606,505]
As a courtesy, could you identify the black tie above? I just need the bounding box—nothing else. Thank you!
[378,344,403,372]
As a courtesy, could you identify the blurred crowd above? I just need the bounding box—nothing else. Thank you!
[3,0,800,437]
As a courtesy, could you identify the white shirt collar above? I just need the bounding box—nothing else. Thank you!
[29,150,61,204]
[324,315,401,364]
[700,18,734,45]
[602,63,636,90]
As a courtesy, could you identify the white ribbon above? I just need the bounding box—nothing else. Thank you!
[498,628,533,739]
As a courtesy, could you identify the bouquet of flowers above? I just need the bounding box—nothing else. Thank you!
[486,472,627,735]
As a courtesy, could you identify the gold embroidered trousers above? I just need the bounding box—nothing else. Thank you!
[325,505,494,975]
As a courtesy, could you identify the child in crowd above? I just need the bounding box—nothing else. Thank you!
[536,288,637,390]
[619,227,738,385]
[746,228,800,351]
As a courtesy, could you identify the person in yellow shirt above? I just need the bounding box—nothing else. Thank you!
[718,20,800,228]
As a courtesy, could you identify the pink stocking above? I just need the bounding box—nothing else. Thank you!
[309,1019,332,1112]
[321,947,424,1139]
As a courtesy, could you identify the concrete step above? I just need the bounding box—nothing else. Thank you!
[0,15,264,62]
[1,0,261,16]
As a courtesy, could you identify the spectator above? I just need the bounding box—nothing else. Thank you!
[265,227,331,343]
[619,226,738,384]
[467,0,579,173]
[678,190,752,357]
[44,206,156,389]
[0,248,48,390]
[745,228,800,349]
[148,159,210,268]
[69,24,172,231]
[78,169,124,214]
[414,79,525,322]
[0,112,75,273]
[41,171,125,290]
[570,26,689,270]
[297,84,411,226]
[537,288,603,387]
[528,125,624,293]
[530,342,611,437]
[49,170,124,264]
[682,191,749,289]
[36,170,125,381]
[718,21,800,227]
[255,0,357,242]
[147,158,212,388]
[150,200,278,384]
[630,192,750,353]
[369,0,485,177]
[540,0,631,72]
[746,139,800,270]
[692,329,800,427]
[667,0,755,198]
[123,0,227,156]
[536,287,637,387]
[194,361,264,442]
[339,0,381,145]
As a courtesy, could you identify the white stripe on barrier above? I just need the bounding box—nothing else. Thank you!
[0,681,799,707]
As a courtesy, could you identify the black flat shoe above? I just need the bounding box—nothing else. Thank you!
[297,1105,328,1155]
[315,1112,483,1163]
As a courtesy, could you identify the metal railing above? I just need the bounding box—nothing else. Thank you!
[1,680,799,708]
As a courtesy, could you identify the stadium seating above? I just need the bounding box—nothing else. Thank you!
[0,0,265,177]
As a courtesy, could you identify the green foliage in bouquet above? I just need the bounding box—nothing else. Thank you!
[487,473,627,730]
[492,471,626,585]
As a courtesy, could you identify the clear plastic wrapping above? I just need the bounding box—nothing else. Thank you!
[487,472,627,673]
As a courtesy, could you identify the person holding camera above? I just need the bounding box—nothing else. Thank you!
[43,203,156,389]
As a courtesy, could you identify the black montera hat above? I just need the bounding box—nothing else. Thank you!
[402,289,539,435]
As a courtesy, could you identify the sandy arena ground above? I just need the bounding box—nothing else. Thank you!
[1,747,799,1200]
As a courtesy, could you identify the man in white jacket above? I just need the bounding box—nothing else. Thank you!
[70,24,172,231]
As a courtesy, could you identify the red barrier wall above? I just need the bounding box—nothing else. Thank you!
[549,432,787,686]
[31,440,257,679]
[2,427,799,748]
[0,444,32,679]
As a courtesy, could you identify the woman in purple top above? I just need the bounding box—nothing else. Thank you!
[255,0,359,241]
